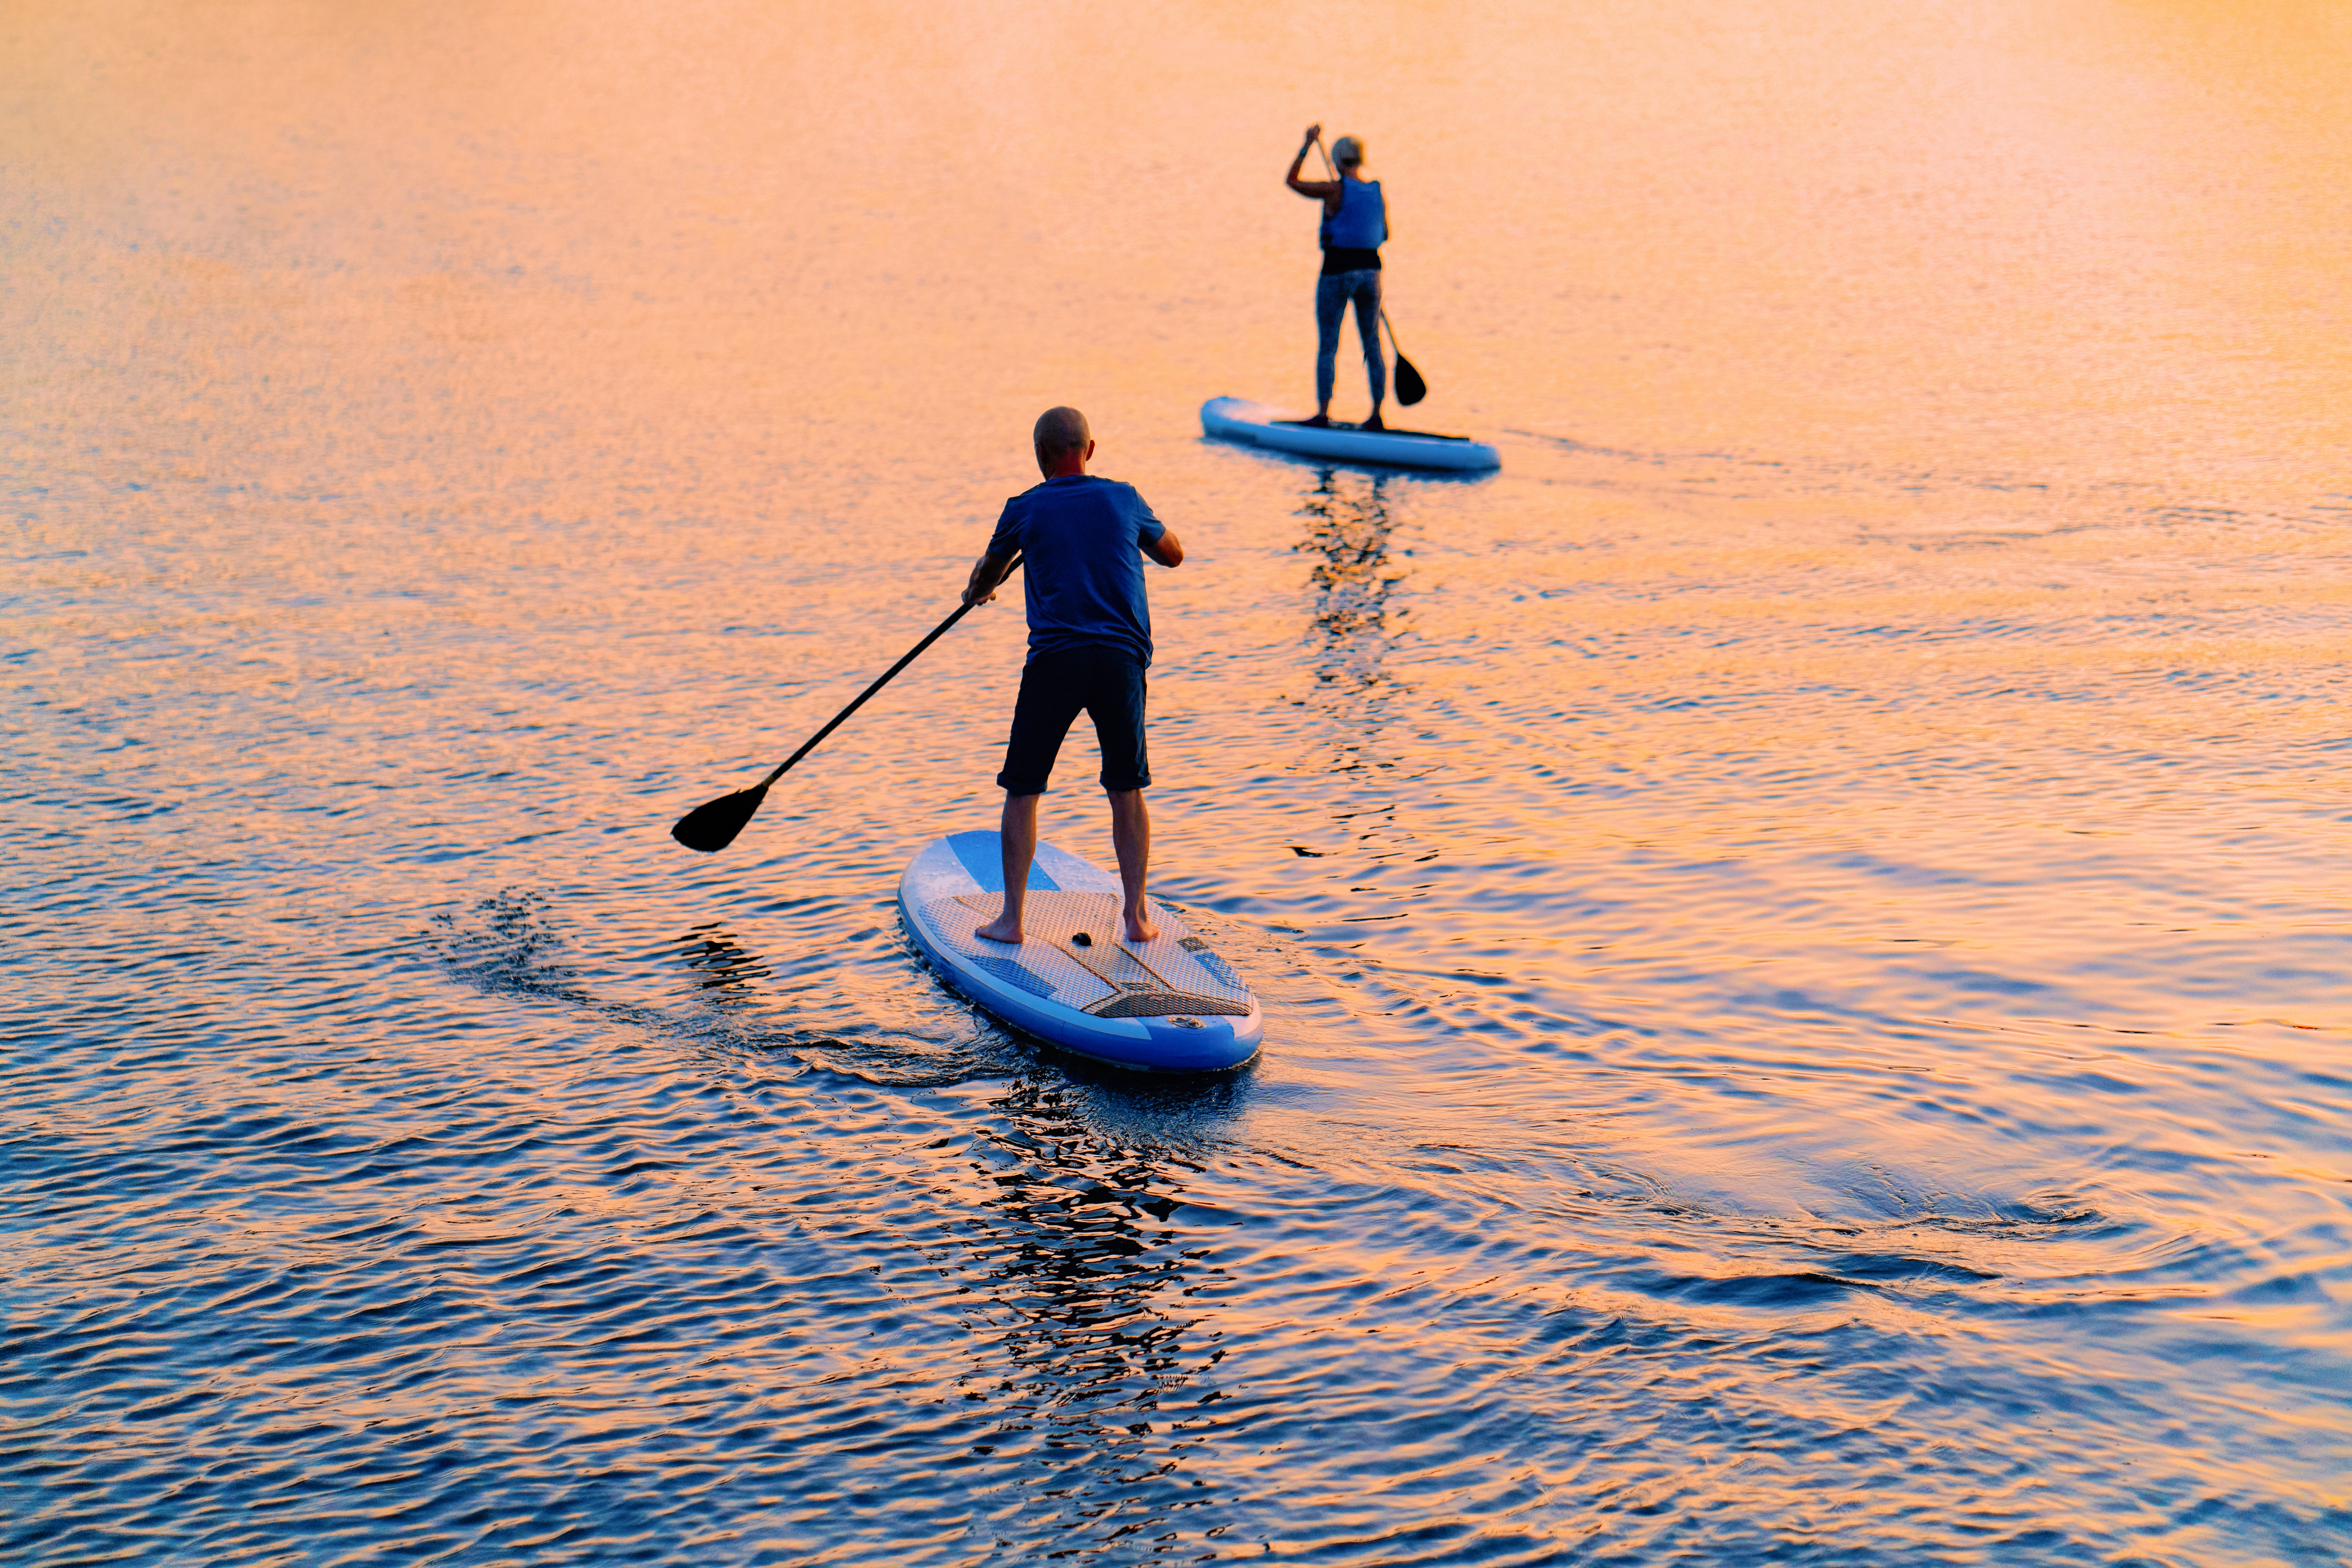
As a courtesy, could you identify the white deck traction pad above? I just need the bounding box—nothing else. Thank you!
[922,891,1254,1016]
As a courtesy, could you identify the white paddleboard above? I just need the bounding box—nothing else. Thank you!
[1201,396,1500,472]
[898,831,1263,1072]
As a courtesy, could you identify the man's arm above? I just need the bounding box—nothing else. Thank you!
[963,547,1016,606]
[1143,528,1183,569]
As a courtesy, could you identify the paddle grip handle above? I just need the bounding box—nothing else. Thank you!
[760,553,1024,788]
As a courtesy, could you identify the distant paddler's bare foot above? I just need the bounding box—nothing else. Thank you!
[1121,907,1160,944]
[975,914,1023,944]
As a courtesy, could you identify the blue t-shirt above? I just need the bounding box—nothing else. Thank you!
[986,475,1167,666]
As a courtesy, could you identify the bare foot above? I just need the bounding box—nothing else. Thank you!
[1121,909,1160,944]
[975,916,1023,944]
[1363,411,1386,431]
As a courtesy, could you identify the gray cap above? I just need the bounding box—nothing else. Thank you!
[1332,135,1365,166]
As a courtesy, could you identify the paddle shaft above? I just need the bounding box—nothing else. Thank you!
[755,553,1023,789]
[1312,135,1415,377]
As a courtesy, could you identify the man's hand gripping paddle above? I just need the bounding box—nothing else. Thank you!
[1315,132,1427,407]
[670,555,1023,853]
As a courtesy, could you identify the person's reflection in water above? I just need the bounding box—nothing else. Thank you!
[1292,467,1422,864]
[1297,466,1400,711]
[943,1071,1245,1551]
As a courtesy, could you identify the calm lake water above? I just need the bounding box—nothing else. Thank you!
[8,0,2352,1561]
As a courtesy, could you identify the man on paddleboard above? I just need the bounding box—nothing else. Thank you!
[963,406,1185,946]
[1285,125,1388,429]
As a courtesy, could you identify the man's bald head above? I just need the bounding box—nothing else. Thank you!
[1033,406,1092,475]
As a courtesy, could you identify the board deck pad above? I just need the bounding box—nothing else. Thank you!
[943,893,1252,1016]
[897,832,1262,1071]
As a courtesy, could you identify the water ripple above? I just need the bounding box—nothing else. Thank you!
[11,0,2352,1558]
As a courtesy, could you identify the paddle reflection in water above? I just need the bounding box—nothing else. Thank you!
[673,923,774,992]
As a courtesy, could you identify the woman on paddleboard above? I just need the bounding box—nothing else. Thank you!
[1285,125,1387,429]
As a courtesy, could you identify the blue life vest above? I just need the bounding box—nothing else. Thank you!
[1319,178,1385,251]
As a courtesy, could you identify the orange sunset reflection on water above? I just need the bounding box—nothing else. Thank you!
[7,0,2352,1561]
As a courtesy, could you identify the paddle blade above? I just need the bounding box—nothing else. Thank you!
[671,782,769,853]
[1394,353,1428,406]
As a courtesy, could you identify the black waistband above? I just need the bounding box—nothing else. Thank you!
[1320,246,1381,276]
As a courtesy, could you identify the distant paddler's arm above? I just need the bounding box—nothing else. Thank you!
[1285,124,1339,206]
[963,547,1017,607]
[1143,529,1184,569]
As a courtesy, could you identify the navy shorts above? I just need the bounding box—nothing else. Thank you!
[997,646,1150,796]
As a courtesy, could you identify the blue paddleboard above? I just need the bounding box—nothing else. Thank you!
[897,831,1262,1072]
[1201,396,1500,472]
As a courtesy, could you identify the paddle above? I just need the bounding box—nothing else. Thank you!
[670,554,1023,853]
[1384,315,1427,406]
[1315,134,1426,408]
